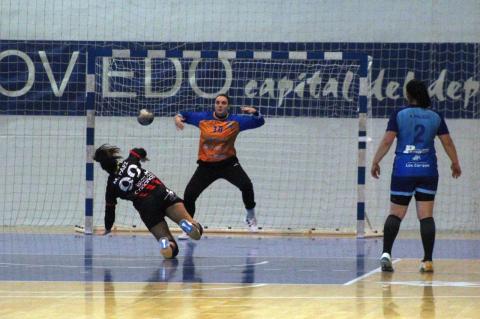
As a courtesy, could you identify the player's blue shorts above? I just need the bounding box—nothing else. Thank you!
[390,175,439,205]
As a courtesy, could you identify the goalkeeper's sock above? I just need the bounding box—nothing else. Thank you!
[246,208,255,219]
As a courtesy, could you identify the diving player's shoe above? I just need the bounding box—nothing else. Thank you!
[420,260,434,273]
[179,219,203,240]
[380,252,394,272]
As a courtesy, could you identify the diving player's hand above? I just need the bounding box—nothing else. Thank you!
[174,115,185,130]
[371,163,381,179]
[451,162,461,178]
[241,106,257,114]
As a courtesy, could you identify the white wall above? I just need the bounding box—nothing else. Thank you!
[0,0,479,42]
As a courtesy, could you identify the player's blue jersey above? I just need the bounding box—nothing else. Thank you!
[386,106,449,177]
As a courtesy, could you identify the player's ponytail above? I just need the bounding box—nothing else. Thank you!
[406,79,431,108]
[93,144,122,174]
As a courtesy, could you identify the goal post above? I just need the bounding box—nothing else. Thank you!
[85,48,373,237]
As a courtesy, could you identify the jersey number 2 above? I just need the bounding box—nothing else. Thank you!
[414,124,425,143]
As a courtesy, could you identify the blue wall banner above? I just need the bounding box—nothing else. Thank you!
[0,41,478,118]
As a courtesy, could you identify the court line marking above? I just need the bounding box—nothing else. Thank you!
[0,284,267,294]
[378,281,480,288]
[0,252,427,260]
[0,280,345,286]
[1,295,480,300]
[3,252,479,262]
[0,260,269,270]
[343,259,402,286]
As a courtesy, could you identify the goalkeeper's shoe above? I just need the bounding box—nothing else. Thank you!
[246,217,258,232]
[420,260,434,273]
[380,252,394,272]
[179,219,203,240]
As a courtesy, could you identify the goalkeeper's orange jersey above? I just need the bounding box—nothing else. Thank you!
[179,111,265,162]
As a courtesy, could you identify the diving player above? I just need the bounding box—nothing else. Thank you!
[93,144,203,259]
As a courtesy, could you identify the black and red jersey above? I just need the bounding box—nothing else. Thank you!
[105,156,163,206]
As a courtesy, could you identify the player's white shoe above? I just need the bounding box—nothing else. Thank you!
[245,217,258,232]
[179,219,203,240]
[177,231,190,240]
[380,252,394,272]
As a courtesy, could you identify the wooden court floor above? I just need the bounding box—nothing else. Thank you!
[0,233,479,318]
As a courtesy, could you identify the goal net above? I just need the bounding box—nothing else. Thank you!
[88,50,370,234]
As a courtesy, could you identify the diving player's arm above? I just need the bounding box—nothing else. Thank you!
[438,134,461,178]
[103,181,117,235]
[371,131,397,179]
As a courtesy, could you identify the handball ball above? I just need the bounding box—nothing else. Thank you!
[137,109,154,126]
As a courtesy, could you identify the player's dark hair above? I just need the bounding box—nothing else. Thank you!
[406,79,431,108]
[216,93,230,105]
[93,144,122,174]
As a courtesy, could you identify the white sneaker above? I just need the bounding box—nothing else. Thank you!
[179,219,203,240]
[246,217,258,232]
[380,252,394,272]
[178,231,189,240]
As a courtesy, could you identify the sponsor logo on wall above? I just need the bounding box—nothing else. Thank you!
[0,42,478,118]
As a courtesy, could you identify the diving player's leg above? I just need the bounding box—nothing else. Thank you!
[136,198,180,259]
[150,220,179,259]
[415,176,438,273]
[381,176,413,272]
[165,202,203,240]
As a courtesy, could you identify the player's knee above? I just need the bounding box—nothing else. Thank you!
[162,242,179,259]
[390,194,411,206]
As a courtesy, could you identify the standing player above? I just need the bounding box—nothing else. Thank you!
[371,79,461,272]
[174,94,265,233]
[93,144,203,259]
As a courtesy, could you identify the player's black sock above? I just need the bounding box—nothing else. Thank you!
[383,215,402,255]
[420,217,435,261]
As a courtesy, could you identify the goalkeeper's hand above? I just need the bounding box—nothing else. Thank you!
[241,106,258,114]
[174,115,185,130]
